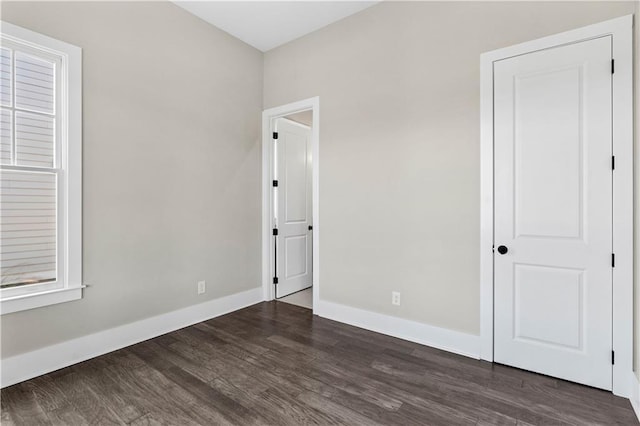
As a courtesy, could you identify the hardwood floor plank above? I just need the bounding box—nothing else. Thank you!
[20,375,68,413]
[257,336,406,412]
[306,363,405,412]
[71,356,150,423]
[163,365,262,425]
[1,382,52,425]
[367,357,561,424]
[2,301,637,425]
[101,354,224,426]
[156,340,226,382]
[44,402,90,426]
[256,387,343,425]
[0,407,16,426]
[248,349,338,398]
[194,322,271,356]
[50,372,125,425]
[207,378,293,425]
[297,391,387,426]
[491,375,638,424]
[128,413,167,426]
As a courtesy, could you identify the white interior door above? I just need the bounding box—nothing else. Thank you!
[493,36,613,390]
[275,118,312,298]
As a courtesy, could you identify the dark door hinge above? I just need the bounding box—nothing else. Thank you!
[273,131,278,140]
[273,228,278,236]
[612,253,615,268]
[611,59,614,74]
[273,277,278,284]
[612,156,615,170]
[612,350,615,365]
[272,180,278,187]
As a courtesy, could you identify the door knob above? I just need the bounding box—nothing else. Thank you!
[497,245,508,255]
[308,225,313,231]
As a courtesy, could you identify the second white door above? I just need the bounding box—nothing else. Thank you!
[493,36,613,390]
[275,118,312,298]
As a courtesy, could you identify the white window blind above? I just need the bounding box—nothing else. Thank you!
[1,171,57,287]
[0,43,58,289]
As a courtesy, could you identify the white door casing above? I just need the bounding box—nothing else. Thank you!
[261,97,319,312]
[275,118,313,298]
[493,36,612,390]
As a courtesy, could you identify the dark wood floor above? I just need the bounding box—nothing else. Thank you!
[1,301,637,425]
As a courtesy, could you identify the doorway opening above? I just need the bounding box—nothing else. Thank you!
[261,97,319,312]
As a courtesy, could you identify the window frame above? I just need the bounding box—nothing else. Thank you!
[0,21,82,315]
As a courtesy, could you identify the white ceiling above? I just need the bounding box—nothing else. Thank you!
[173,1,380,52]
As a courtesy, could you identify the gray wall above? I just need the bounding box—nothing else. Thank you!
[263,1,637,336]
[1,1,263,358]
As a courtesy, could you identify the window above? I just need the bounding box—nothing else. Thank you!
[0,22,82,314]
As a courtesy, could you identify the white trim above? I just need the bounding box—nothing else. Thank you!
[261,97,320,313]
[0,287,263,388]
[479,48,494,362]
[0,286,84,315]
[0,21,83,314]
[630,372,640,422]
[316,300,481,359]
[65,22,83,302]
[480,15,634,396]
[610,14,634,400]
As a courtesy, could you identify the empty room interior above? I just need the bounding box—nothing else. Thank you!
[1,0,639,424]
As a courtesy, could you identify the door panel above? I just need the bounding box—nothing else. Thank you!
[494,36,612,390]
[514,66,583,239]
[275,118,312,298]
[284,136,309,223]
[513,264,584,350]
[285,235,308,278]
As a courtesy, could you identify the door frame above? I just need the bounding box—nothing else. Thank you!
[480,15,633,397]
[261,97,320,313]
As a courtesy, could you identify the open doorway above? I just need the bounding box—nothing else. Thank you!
[261,98,319,312]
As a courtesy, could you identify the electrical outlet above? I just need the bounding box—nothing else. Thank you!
[197,280,206,295]
[392,291,401,306]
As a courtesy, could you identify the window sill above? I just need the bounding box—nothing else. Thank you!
[1,286,84,315]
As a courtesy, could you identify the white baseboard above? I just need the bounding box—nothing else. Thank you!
[1,287,263,388]
[630,371,640,422]
[315,300,481,359]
